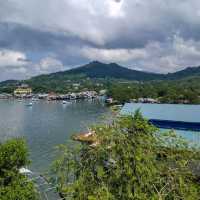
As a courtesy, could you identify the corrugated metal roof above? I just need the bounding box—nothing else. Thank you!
[120,103,200,123]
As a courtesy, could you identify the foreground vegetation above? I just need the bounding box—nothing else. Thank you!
[53,111,200,199]
[0,139,38,200]
[1,112,200,199]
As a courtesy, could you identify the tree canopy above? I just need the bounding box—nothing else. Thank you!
[53,111,200,199]
[107,79,200,104]
[0,138,38,200]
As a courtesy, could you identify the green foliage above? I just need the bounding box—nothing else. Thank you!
[66,61,162,81]
[1,62,200,105]
[0,138,38,200]
[107,79,200,104]
[0,174,38,200]
[0,139,29,173]
[53,112,200,199]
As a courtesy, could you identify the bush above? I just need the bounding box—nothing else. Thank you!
[53,112,200,199]
[0,138,38,200]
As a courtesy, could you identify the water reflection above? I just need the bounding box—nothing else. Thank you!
[0,99,108,172]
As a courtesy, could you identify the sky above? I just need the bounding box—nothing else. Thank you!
[1,0,200,81]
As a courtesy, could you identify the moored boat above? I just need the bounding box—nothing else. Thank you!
[26,102,33,107]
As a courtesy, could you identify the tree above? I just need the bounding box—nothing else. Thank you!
[0,138,39,200]
[53,112,200,199]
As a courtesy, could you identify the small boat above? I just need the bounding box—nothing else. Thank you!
[32,98,39,101]
[62,100,68,104]
[26,102,33,107]
[19,167,32,174]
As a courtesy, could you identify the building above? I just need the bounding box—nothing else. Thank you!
[138,98,159,104]
[99,89,107,96]
[0,93,13,99]
[14,84,32,96]
[120,103,200,132]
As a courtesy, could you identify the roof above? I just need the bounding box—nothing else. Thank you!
[120,103,200,123]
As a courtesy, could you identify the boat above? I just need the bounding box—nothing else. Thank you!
[32,98,39,101]
[19,167,32,174]
[62,100,68,104]
[26,102,33,107]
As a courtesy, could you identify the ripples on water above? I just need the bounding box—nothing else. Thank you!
[1,100,200,172]
[0,99,109,172]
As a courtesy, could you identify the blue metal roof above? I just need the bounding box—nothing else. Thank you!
[120,103,200,123]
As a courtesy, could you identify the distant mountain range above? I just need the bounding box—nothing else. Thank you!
[63,61,163,81]
[1,61,200,87]
[31,61,200,81]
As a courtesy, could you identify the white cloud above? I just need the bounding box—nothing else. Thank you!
[10,67,27,74]
[35,57,64,74]
[0,49,65,80]
[135,36,200,73]
[173,35,200,59]
[81,47,148,62]
[80,35,200,73]
[1,0,200,79]
[0,50,28,68]
[106,0,125,18]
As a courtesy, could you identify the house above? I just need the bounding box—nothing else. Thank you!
[0,93,13,99]
[14,84,32,97]
[105,98,114,104]
[99,89,107,96]
[38,93,48,99]
[138,98,159,104]
[47,92,59,101]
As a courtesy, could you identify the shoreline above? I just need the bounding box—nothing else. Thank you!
[1,97,200,106]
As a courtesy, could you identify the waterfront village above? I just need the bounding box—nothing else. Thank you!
[0,84,105,101]
[0,84,161,104]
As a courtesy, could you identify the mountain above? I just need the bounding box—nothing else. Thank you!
[0,80,21,93]
[42,61,164,81]
[1,61,200,93]
[0,79,21,88]
[166,66,200,80]
[34,62,200,81]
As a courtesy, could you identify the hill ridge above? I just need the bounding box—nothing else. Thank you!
[1,61,200,86]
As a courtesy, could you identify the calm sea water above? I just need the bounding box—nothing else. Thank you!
[1,100,200,173]
[0,99,109,172]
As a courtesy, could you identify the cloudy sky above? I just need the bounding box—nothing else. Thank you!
[1,0,200,81]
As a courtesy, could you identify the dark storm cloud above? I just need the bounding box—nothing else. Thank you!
[1,0,200,80]
[0,22,97,57]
